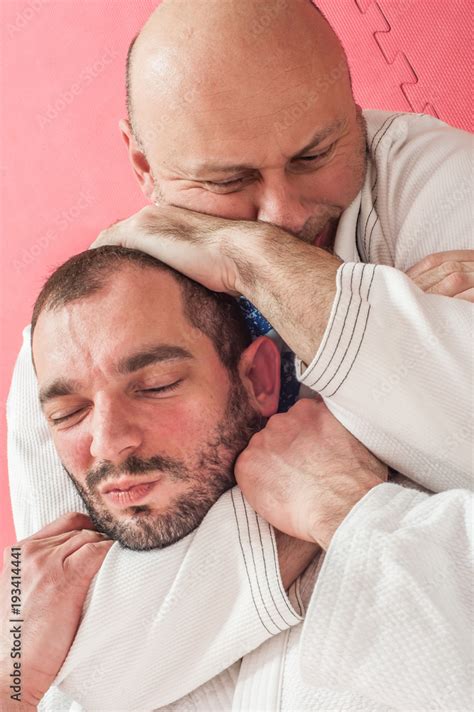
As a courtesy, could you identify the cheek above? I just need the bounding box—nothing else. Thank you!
[52,431,92,481]
[144,398,224,458]
[308,148,366,207]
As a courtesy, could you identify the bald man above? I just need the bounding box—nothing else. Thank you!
[6,1,473,711]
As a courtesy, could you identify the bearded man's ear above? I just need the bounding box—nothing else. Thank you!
[238,336,281,417]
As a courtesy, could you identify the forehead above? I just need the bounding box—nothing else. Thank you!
[32,267,211,382]
[135,29,352,170]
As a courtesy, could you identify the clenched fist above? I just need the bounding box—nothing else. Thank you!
[235,399,388,551]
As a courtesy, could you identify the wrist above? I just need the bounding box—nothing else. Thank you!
[275,529,322,590]
[221,220,271,296]
[308,478,383,551]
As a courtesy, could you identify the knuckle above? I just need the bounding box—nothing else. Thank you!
[25,554,48,583]
[419,254,439,272]
[441,260,463,275]
[81,541,102,557]
[444,272,467,291]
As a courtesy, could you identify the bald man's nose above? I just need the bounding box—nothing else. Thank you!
[89,399,142,464]
[256,178,311,236]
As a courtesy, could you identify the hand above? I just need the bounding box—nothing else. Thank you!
[92,205,341,365]
[0,513,113,708]
[235,399,388,551]
[406,250,474,302]
[91,204,251,295]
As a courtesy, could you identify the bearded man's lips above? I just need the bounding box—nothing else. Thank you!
[100,476,162,506]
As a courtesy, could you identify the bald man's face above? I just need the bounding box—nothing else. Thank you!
[126,0,367,249]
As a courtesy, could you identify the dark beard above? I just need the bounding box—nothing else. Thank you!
[65,376,265,550]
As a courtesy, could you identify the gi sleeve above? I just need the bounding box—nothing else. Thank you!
[298,482,473,711]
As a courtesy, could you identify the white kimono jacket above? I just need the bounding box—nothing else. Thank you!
[7,110,473,711]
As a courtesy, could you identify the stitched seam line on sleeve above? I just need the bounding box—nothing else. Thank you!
[324,266,377,397]
[300,263,345,382]
[240,492,286,632]
[307,263,357,389]
[268,522,303,623]
[311,263,368,392]
[318,264,373,393]
[253,511,298,627]
[230,489,275,635]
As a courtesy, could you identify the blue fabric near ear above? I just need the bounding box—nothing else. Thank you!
[238,297,300,413]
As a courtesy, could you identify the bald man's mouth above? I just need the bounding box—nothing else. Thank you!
[313,222,331,247]
[312,218,338,251]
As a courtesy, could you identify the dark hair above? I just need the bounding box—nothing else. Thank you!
[31,245,251,374]
[125,33,139,136]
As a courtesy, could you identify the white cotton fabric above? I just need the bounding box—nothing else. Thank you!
[6,109,474,711]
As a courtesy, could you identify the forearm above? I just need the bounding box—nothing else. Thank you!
[296,262,473,489]
[227,222,341,365]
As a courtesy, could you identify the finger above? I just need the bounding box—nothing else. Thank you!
[25,513,96,542]
[63,539,114,583]
[454,287,474,303]
[406,251,474,278]
[59,528,111,559]
[90,219,125,249]
[89,232,115,250]
[426,271,474,297]
[411,261,474,291]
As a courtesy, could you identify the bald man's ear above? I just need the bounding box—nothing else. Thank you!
[238,336,281,417]
[119,118,156,202]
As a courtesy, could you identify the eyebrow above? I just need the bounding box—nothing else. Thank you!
[117,345,194,374]
[187,118,346,177]
[39,378,82,406]
[39,345,194,406]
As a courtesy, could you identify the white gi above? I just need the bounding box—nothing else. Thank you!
[7,110,473,711]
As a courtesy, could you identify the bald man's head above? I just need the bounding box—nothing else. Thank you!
[119,0,365,250]
[125,0,346,143]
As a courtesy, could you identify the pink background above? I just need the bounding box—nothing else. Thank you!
[1,0,471,549]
